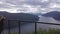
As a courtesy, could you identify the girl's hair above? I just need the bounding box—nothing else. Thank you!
[0,15,5,22]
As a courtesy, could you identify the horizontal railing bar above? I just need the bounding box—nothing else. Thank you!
[36,22,60,25]
[7,20,60,25]
[9,19,35,22]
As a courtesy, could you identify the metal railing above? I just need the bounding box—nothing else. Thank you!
[3,20,60,34]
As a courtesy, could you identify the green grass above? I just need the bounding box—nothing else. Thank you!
[25,28,60,34]
[5,32,19,34]
[5,28,60,34]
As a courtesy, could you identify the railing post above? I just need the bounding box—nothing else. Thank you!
[18,20,20,34]
[2,21,4,34]
[8,20,10,34]
[35,22,37,34]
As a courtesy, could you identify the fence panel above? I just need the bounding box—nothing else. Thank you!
[2,20,60,34]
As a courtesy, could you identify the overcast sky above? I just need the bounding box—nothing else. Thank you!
[0,0,60,13]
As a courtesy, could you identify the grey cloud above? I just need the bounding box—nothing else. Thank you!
[0,3,11,8]
[5,0,23,5]
[0,0,57,8]
[0,0,60,12]
[0,0,50,5]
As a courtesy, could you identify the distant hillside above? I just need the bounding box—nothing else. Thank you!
[0,11,39,21]
[0,11,39,29]
[42,11,60,21]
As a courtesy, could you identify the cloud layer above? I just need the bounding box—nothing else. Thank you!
[0,0,60,13]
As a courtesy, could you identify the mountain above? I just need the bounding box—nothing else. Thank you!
[0,11,39,21]
[42,11,60,21]
[0,11,39,29]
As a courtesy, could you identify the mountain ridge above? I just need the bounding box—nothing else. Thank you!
[0,11,39,29]
[42,11,60,21]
